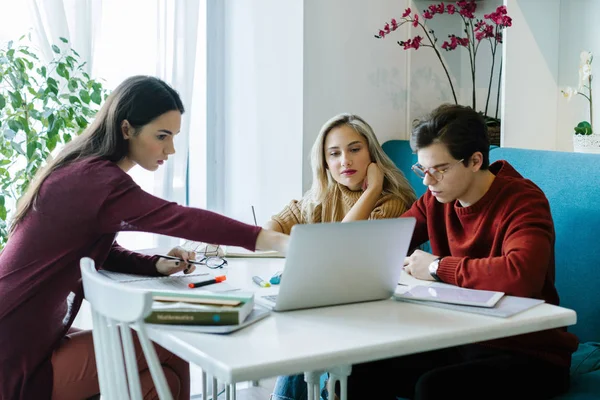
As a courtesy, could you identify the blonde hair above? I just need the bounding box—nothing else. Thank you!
[301,113,416,221]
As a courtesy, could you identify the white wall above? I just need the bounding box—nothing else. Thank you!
[302,0,411,191]
[503,0,600,151]
[221,0,506,219]
[221,0,304,224]
[557,0,600,151]
[502,0,561,150]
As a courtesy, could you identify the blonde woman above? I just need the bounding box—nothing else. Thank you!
[265,113,416,234]
[269,114,416,400]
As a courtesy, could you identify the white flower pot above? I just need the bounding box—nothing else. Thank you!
[573,133,600,154]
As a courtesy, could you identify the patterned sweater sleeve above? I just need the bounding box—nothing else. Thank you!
[369,194,411,220]
[270,199,306,235]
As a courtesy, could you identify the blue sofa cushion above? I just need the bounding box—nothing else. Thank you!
[488,148,600,344]
[554,369,600,400]
[381,140,426,198]
[571,342,600,377]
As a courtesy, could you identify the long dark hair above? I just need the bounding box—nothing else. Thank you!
[9,75,185,234]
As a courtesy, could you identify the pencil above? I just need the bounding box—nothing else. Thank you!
[251,205,258,226]
[158,254,204,266]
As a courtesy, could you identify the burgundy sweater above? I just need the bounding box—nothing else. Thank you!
[402,160,578,367]
[0,157,262,400]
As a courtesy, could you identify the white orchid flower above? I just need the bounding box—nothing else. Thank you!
[580,51,593,65]
[578,63,593,90]
[561,86,577,101]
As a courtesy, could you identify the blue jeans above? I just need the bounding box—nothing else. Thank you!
[271,373,329,400]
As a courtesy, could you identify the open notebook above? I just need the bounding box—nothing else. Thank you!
[222,245,283,258]
[98,270,237,292]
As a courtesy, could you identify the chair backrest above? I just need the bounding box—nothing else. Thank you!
[381,140,427,198]
[80,258,173,400]
[489,148,600,343]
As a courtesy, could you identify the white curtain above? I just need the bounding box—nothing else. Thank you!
[153,0,201,249]
[26,0,203,251]
[27,0,101,73]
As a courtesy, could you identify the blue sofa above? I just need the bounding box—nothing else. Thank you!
[382,140,600,399]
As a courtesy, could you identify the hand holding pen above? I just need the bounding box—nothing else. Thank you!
[155,246,197,276]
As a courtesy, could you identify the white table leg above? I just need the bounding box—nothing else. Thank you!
[328,365,352,400]
[304,371,323,400]
[230,383,236,400]
[225,383,230,400]
[202,371,207,400]
[212,377,218,400]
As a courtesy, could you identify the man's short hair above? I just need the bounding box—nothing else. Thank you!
[410,104,490,170]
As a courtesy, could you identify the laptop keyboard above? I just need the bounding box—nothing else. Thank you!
[263,295,278,303]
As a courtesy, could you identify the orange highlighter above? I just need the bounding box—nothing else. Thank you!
[188,275,226,289]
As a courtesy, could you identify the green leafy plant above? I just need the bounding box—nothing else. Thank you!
[0,35,109,248]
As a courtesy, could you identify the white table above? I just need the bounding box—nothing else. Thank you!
[144,258,577,399]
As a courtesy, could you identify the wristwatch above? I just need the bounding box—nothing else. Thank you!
[428,257,443,282]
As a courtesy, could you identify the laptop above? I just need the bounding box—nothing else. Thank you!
[257,218,416,312]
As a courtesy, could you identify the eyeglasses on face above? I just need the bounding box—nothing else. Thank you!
[411,158,465,182]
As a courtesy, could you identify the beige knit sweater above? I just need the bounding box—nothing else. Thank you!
[270,183,410,234]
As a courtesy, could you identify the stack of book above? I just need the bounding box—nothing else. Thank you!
[145,291,270,333]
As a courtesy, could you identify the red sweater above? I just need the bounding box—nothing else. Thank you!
[402,160,578,366]
[0,157,262,400]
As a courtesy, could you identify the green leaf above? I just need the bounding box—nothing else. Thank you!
[47,77,58,88]
[10,141,24,155]
[75,116,88,128]
[8,91,22,108]
[574,121,593,135]
[68,79,78,91]
[8,120,22,132]
[69,95,80,105]
[63,133,72,143]
[56,63,69,79]
[41,66,46,77]
[46,133,58,151]
[59,37,68,43]
[26,142,37,160]
[79,90,90,104]
[0,160,10,166]
[90,90,102,105]
[0,203,6,221]
[7,40,13,49]
[51,44,60,54]
[0,95,5,110]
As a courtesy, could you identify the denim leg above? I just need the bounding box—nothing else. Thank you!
[271,374,308,400]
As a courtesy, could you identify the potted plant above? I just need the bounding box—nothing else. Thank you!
[561,51,600,153]
[374,1,513,146]
[0,35,109,248]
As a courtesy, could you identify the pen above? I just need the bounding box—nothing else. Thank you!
[251,205,258,226]
[252,275,271,288]
[159,254,204,266]
[188,275,227,289]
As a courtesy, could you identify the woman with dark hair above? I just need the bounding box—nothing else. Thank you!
[0,75,288,400]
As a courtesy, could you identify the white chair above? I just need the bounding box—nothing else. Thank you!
[80,257,173,400]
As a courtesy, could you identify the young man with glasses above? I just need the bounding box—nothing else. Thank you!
[340,104,578,400]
